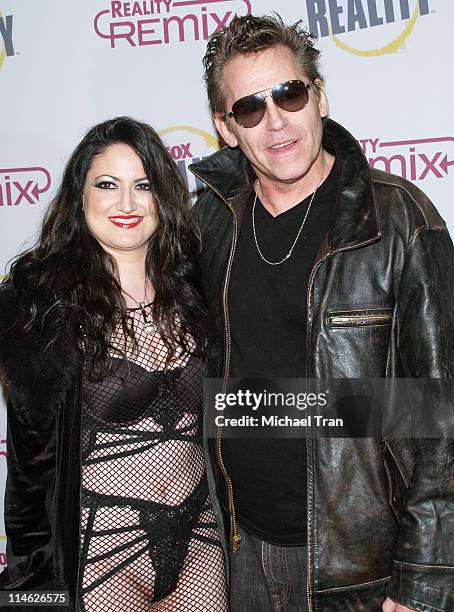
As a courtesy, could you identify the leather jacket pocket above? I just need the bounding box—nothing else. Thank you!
[327,308,393,328]
[383,441,408,521]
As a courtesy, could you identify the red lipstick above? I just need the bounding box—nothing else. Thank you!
[109,215,143,229]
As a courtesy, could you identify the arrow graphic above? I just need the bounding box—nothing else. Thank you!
[439,155,454,175]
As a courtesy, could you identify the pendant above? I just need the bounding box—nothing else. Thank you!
[144,320,157,334]
[138,302,158,334]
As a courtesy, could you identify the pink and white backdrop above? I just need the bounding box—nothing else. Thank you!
[0,0,453,565]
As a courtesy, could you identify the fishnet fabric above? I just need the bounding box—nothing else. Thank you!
[79,305,227,611]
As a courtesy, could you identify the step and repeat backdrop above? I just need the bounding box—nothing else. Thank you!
[0,0,453,565]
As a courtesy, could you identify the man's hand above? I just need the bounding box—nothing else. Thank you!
[382,596,417,611]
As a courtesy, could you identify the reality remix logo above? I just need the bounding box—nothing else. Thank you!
[360,136,453,181]
[94,0,252,48]
[0,9,15,71]
[0,167,52,207]
[159,125,218,202]
[305,0,431,56]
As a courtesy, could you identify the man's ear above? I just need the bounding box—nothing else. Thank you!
[314,78,329,119]
[214,113,239,148]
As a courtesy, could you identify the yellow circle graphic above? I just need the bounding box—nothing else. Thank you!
[331,4,420,57]
[0,11,6,71]
[159,125,219,151]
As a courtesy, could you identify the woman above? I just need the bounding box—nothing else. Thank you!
[0,117,227,611]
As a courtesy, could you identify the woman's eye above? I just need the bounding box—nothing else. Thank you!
[136,183,151,191]
[95,181,116,190]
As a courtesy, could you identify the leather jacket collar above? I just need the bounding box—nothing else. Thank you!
[190,118,380,252]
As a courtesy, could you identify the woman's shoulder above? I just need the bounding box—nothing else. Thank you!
[0,279,18,308]
[0,279,80,409]
[0,279,44,344]
[0,281,41,382]
[0,280,23,346]
[0,281,35,403]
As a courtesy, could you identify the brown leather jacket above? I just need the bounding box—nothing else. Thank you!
[190,119,454,612]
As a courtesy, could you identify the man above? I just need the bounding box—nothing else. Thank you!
[190,14,453,612]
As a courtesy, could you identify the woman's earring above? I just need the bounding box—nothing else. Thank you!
[82,195,85,211]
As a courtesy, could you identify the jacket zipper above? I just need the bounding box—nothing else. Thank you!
[219,204,241,554]
[329,313,392,326]
[190,167,243,555]
[305,250,332,612]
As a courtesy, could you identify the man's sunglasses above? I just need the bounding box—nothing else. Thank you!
[224,79,313,129]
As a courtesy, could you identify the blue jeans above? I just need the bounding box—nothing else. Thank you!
[230,524,309,612]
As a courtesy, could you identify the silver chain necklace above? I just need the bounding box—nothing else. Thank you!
[252,169,325,266]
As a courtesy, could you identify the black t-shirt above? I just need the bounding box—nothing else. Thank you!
[223,159,338,545]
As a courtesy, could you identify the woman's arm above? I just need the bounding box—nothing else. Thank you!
[0,392,56,590]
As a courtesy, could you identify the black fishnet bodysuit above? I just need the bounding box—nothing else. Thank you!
[79,306,227,611]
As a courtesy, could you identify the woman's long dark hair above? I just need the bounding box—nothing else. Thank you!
[7,117,207,378]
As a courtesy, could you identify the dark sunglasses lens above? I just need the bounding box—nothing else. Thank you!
[273,81,309,112]
[232,94,266,128]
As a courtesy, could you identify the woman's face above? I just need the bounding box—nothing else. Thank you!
[83,143,158,260]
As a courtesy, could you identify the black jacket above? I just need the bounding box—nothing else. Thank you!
[189,119,454,611]
[0,288,82,611]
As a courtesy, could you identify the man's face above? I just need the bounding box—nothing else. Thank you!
[214,45,328,187]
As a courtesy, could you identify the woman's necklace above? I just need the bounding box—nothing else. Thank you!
[137,302,158,334]
[122,282,158,334]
